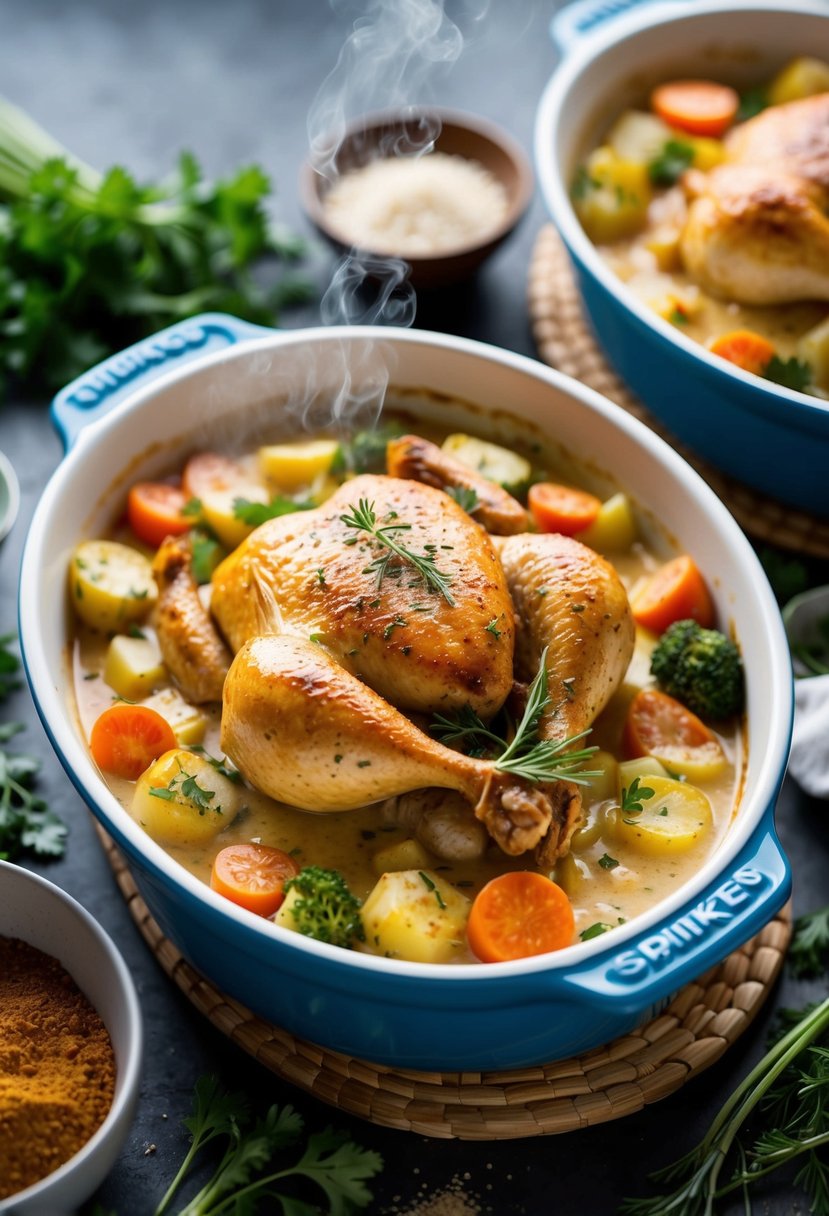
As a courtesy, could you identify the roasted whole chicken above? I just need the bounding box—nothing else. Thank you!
[681,93,829,305]
[153,435,635,861]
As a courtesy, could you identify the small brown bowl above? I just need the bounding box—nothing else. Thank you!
[300,107,534,290]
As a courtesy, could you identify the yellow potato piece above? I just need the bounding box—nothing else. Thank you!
[687,136,726,173]
[131,748,239,845]
[610,774,713,857]
[360,870,470,964]
[371,837,432,875]
[258,439,339,493]
[441,434,532,495]
[103,633,165,701]
[606,110,673,164]
[580,493,637,552]
[70,540,156,632]
[201,485,269,551]
[644,227,683,272]
[768,57,829,105]
[142,687,207,745]
[646,738,728,782]
[618,756,671,787]
[573,146,651,244]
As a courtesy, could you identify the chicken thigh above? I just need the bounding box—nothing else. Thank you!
[221,635,556,856]
[680,93,829,304]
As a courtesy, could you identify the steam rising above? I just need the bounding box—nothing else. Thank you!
[305,0,487,430]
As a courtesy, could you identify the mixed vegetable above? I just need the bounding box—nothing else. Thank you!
[69,422,744,965]
[572,56,829,395]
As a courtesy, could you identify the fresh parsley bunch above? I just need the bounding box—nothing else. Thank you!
[0,96,309,396]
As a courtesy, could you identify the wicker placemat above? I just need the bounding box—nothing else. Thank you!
[98,826,791,1140]
[528,224,829,560]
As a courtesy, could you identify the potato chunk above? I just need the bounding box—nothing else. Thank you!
[104,633,165,701]
[70,540,156,631]
[441,434,532,495]
[142,687,207,745]
[573,146,651,243]
[360,870,470,963]
[258,439,339,493]
[580,493,637,553]
[132,748,239,845]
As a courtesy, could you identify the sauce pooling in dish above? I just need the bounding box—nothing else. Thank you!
[69,417,744,964]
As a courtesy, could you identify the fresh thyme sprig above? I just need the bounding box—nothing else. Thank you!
[340,497,455,606]
[432,648,599,786]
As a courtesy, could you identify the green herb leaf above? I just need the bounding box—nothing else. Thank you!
[620,776,655,816]
[736,87,768,121]
[0,97,310,397]
[446,485,480,514]
[763,354,812,392]
[580,923,612,941]
[789,905,829,978]
[233,496,314,526]
[598,853,619,871]
[0,633,21,700]
[0,715,67,861]
[648,138,695,186]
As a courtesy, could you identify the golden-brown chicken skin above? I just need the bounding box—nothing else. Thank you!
[210,473,516,718]
[681,93,829,304]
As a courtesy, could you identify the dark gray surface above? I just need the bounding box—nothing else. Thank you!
[1,2,826,1213]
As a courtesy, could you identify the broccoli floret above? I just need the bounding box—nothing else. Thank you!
[281,865,365,949]
[650,619,744,720]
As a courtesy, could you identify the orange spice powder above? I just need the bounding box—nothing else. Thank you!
[0,935,116,1199]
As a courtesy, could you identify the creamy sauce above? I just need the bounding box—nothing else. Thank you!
[70,421,742,962]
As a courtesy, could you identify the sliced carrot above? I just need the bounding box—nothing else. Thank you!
[708,330,776,376]
[624,688,723,767]
[127,482,191,549]
[89,705,177,781]
[210,843,300,917]
[651,80,739,138]
[528,482,602,536]
[631,555,714,634]
[466,872,575,963]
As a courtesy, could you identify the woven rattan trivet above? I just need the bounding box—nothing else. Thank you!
[528,224,829,560]
[98,826,791,1140]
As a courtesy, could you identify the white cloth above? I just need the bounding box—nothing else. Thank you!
[788,674,829,799]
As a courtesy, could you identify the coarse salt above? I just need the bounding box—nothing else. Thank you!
[321,152,509,257]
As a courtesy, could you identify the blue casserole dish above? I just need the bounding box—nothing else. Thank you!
[534,0,829,518]
[19,316,792,1070]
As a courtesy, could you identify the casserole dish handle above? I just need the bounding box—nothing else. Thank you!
[551,0,686,54]
[51,312,274,451]
[555,815,790,1016]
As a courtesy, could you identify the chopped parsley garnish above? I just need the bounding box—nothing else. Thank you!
[484,617,503,640]
[763,354,812,392]
[648,138,695,186]
[580,922,612,941]
[598,853,619,870]
[620,776,654,820]
[233,496,314,526]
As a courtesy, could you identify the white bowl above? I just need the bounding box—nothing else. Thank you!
[0,861,142,1216]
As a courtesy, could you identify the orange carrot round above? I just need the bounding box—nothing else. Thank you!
[708,330,776,376]
[624,688,719,761]
[127,482,191,548]
[466,872,575,963]
[89,705,177,781]
[528,482,602,536]
[631,555,714,634]
[210,843,300,917]
[651,79,739,138]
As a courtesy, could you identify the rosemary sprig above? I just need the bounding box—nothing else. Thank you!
[432,649,599,786]
[340,497,455,606]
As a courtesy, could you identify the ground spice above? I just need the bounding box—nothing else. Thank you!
[0,935,116,1199]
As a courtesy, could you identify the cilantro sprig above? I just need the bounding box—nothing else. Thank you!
[155,1074,382,1216]
[0,96,309,396]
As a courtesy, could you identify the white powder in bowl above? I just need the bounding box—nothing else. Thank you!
[321,152,510,257]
